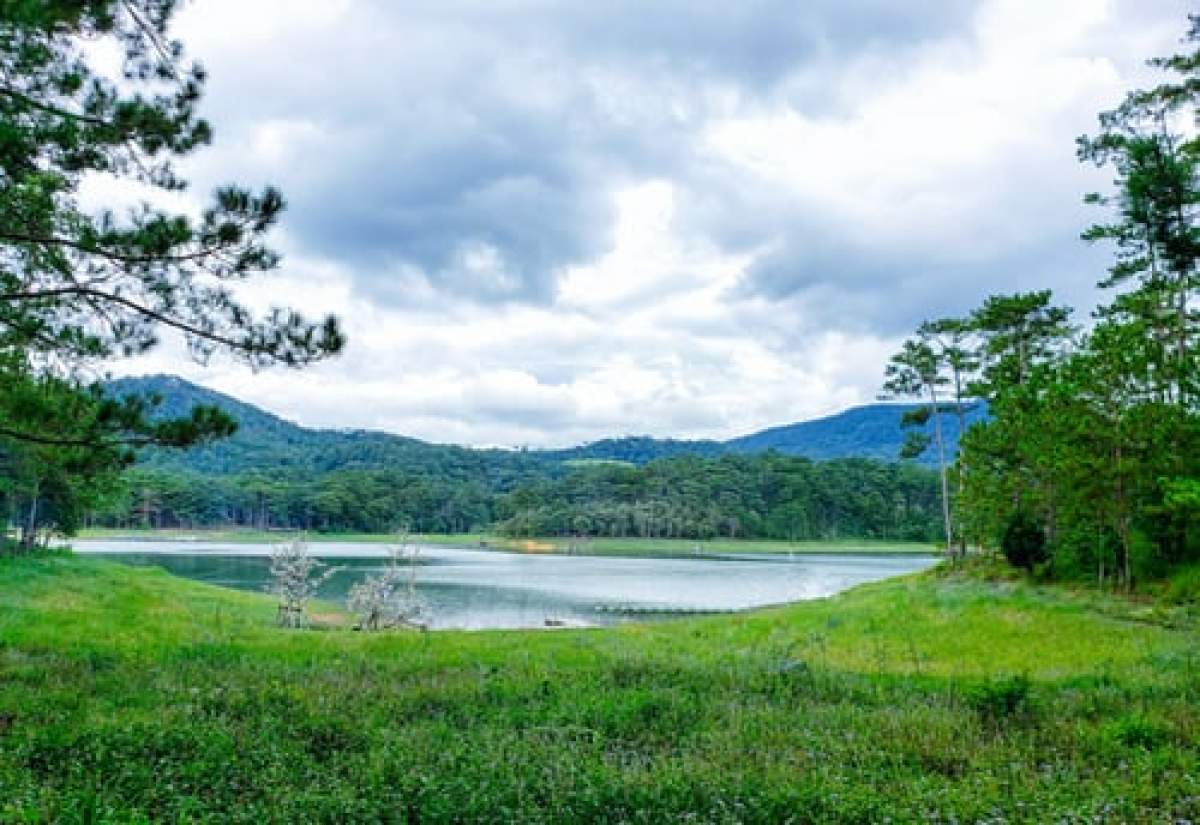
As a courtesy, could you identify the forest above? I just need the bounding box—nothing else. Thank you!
[4,375,956,545]
[92,454,944,541]
[883,19,1200,585]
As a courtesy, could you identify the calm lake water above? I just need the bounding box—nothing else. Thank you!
[73,540,937,630]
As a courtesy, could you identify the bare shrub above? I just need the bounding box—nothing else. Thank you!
[347,535,428,630]
[267,537,339,628]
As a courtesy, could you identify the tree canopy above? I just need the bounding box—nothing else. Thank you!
[0,1,343,548]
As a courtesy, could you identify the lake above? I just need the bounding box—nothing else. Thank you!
[73,540,938,630]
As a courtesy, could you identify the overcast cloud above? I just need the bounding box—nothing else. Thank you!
[112,0,1188,447]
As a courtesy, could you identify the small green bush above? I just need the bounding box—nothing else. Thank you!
[967,674,1031,720]
[1001,512,1047,571]
[1103,713,1169,750]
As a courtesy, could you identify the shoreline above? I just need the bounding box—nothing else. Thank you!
[74,527,938,557]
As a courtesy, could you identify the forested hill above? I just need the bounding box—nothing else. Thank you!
[100,375,951,539]
[724,403,987,461]
[108,375,979,473]
[106,375,556,485]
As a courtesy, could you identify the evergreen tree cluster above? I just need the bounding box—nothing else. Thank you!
[888,18,1200,584]
[493,455,942,542]
[92,454,944,543]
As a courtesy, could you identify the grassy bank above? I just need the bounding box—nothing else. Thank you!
[1,557,1197,821]
[77,527,935,556]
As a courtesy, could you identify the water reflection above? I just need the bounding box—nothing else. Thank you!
[74,540,936,630]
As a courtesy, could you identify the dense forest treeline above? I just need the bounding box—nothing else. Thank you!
[91,454,945,542]
[34,376,953,542]
[492,456,942,541]
[4,373,955,543]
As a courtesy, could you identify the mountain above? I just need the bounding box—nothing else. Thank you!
[107,374,983,476]
[105,375,557,486]
[724,403,986,462]
[551,405,985,465]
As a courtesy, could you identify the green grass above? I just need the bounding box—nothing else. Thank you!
[1,554,1197,821]
[77,527,935,556]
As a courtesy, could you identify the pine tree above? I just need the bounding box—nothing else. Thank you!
[0,1,343,547]
[0,2,344,378]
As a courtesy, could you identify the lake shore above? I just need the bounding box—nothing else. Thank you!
[0,553,1196,820]
[76,527,938,557]
[70,540,937,630]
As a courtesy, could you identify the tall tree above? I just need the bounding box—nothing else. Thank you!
[1078,18,1200,410]
[884,339,953,553]
[918,317,979,553]
[899,16,1200,583]
[0,1,344,547]
[960,291,1074,547]
[1071,14,1200,578]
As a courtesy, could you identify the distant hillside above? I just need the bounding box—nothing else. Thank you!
[107,375,983,476]
[105,375,557,487]
[98,376,957,537]
[547,436,725,464]
[549,405,985,465]
[724,403,987,462]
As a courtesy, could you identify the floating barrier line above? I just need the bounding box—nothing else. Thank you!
[594,604,740,615]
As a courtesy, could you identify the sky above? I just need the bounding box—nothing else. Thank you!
[109,0,1189,447]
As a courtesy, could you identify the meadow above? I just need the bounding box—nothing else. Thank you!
[0,553,1197,821]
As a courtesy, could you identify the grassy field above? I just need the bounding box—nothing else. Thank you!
[0,554,1197,821]
[77,527,936,556]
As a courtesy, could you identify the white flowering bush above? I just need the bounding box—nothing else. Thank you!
[266,537,339,628]
[347,536,428,631]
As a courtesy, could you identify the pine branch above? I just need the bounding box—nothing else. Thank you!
[0,229,243,266]
[0,284,253,352]
[0,83,116,128]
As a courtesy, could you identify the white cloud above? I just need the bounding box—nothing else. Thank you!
[112,178,905,446]
[108,0,1188,447]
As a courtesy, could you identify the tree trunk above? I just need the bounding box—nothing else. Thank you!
[19,483,39,553]
[1046,481,1058,550]
[953,372,968,558]
[1178,280,1189,407]
[1114,439,1132,591]
[929,385,953,555]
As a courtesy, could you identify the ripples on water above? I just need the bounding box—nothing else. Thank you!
[74,540,936,630]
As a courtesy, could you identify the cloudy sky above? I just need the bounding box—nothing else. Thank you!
[112,0,1187,447]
